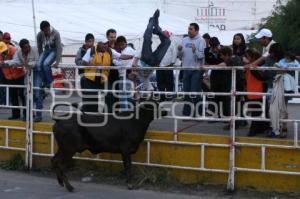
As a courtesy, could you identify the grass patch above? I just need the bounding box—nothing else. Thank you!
[0,153,25,171]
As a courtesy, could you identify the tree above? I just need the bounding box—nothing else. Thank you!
[261,0,300,53]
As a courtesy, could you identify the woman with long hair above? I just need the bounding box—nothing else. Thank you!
[232,33,246,58]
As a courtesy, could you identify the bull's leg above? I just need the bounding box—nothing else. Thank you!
[52,149,75,192]
[61,172,74,192]
[60,153,75,192]
[51,151,64,187]
[121,152,133,190]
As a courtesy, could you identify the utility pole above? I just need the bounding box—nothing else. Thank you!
[251,0,257,29]
[207,0,214,32]
[207,0,210,32]
[163,0,166,14]
[31,0,37,45]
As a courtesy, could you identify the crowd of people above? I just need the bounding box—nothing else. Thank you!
[0,9,299,139]
[0,21,62,122]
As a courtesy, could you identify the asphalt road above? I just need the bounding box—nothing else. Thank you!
[0,170,223,199]
[1,169,298,199]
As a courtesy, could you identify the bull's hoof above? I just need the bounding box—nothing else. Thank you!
[127,183,134,190]
[66,185,74,192]
[58,181,64,187]
[56,177,64,187]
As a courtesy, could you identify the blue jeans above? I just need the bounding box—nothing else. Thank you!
[141,17,171,66]
[37,49,56,87]
[33,70,44,118]
[118,77,133,111]
[182,70,203,116]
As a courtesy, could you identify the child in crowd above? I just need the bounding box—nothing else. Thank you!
[218,46,244,130]
[269,51,299,138]
[274,51,299,92]
[243,48,270,136]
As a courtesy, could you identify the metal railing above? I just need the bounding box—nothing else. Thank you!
[0,64,300,191]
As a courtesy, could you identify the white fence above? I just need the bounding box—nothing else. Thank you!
[0,65,300,191]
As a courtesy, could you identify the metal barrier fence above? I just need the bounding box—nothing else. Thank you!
[0,64,300,191]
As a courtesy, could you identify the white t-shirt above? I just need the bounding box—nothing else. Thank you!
[82,48,93,63]
[82,48,121,63]
[112,46,136,77]
[159,41,177,67]
[262,40,276,58]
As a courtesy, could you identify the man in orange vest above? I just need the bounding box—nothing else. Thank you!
[81,40,132,113]
[3,39,40,122]
[0,41,26,120]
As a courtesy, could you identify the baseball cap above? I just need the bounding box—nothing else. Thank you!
[255,28,272,39]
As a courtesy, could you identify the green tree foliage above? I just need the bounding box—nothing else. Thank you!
[262,0,300,53]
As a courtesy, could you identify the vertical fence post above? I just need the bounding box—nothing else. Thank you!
[294,122,298,148]
[75,66,79,91]
[25,67,33,169]
[173,67,180,141]
[227,67,236,191]
[6,86,9,106]
[295,70,299,94]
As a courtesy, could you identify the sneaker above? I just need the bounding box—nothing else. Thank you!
[279,129,287,138]
[266,130,278,138]
[223,122,241,131]
[153,9,160,21]
[8,115,21,120]
[279,132,287,138]
[240,121,248,127]
[153,9,160,34]
[33,117,42,123]
[247,132,257,137]
[223,124,231,131]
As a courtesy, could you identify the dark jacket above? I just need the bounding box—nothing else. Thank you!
[205,47,225,91]
[205,47,223,65]
[250,57,277,90]
[75,45,88,74]
[225,55,245,92]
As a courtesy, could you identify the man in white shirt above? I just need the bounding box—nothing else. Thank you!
[113,36,136,78]
[256,28,276,58]
[247,28,276,66]
[112,36,136,111]
[81,40,133,113]
[131,9,172,92]
[140,9,171,67]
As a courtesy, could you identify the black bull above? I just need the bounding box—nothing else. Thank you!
[51,102,167,192]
